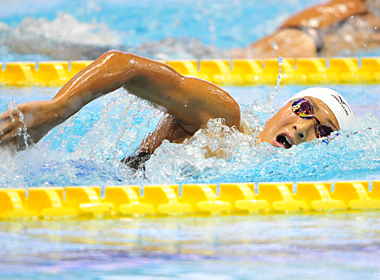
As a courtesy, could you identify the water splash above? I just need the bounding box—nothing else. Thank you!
[0,86,380,187]
[267,56,283,115]
[4,101,33,151]
[145,112,380,184]
[0,12,121,60]
[15,12,121,46]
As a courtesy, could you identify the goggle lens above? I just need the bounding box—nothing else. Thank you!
[315,124,334,138]
[292,99,313,118]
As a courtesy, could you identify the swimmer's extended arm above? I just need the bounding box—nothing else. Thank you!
[0,50,241,149]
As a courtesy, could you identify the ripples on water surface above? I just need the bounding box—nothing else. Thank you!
[2,1,380,279]
[1,213,380,279]
[2,86,380,279]
[0,85,380,187]
[2,0,380,61]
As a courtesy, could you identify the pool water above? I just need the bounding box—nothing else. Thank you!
[0,0,323,60]
[2,0,380,279]
[1,85,380,187]
[1,0,380,61]
[1,212,380,279]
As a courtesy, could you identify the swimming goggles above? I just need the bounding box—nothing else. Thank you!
[292,98,335,138]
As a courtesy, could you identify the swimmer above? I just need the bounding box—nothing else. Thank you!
[2,1,378,60]
[231,0,380,58]
[0,51,354,169]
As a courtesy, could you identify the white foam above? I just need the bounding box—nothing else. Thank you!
[0,22,10,33]
[11,12,121,47]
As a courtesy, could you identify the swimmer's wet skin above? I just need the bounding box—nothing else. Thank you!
[232,0,373,59]
[0,51,355,165]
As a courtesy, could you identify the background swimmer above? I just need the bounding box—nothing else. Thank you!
[231,0,380,58]
[1,0,379,60]
[0,51,354,169]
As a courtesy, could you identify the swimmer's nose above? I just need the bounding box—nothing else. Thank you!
[293,120,316,143]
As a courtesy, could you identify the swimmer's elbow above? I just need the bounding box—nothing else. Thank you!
[102,49,133,59]
[101,50,136,66]
[99,50,140,80]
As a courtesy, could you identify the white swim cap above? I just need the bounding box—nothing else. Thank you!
[287,87,355,130]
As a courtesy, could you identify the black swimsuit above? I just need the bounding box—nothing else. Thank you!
[121,151,152,170]
[293,20,346,54]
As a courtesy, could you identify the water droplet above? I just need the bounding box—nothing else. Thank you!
[267,57,283,113]
[271,42,279,50]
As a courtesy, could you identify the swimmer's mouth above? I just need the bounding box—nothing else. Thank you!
[274,134,293,149]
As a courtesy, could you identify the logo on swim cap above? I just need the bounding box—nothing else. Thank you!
[331,93,352,116]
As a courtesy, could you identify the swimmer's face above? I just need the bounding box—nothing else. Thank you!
[256,97,339,149]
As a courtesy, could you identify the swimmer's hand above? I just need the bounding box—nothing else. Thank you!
[0,100,61,150]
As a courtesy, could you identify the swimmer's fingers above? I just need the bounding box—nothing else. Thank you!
[0,100,58,149]
[0,110,10,123]
[0,109,20,123]
[0,114,29,150]
[0,123,14,139]
[0,126,29,151]
[0,115,22,141]
[0,108,22,129]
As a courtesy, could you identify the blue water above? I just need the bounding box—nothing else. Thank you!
[1,213,380,279]
[1,0,380,62]
[1,85,380,187]
[0,0,323,49]
[2,0,380,279]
